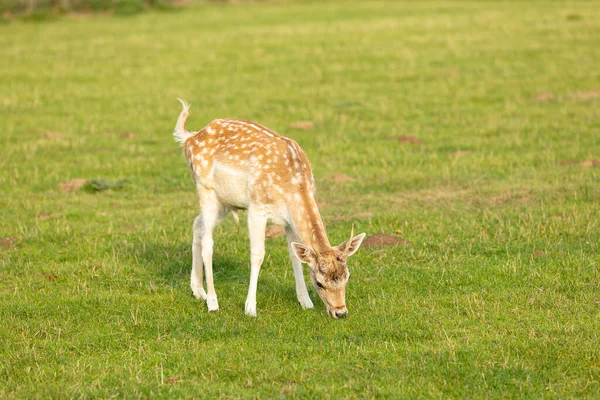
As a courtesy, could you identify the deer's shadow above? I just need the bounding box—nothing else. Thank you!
[124,235,308,309]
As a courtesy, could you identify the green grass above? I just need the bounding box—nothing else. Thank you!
[1,0,179,18]
[1,0,599,397]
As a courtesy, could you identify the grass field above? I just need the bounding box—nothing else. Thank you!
[1,0,600,397]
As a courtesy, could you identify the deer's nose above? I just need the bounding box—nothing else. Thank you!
[329,306,347,319]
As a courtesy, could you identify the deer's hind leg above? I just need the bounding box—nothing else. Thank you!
[245,208,268,317]
[192,188,228,312]
[191,215,207,300]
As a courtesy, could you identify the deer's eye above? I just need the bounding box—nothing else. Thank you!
[316,281,325,289]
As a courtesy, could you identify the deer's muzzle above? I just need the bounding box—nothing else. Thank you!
[328,306,348,319]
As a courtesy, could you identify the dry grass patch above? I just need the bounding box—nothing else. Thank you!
[329,173,355,182]
[362,233,413,249]
[0,237,16,249]
[59,179,87,192]
[387,135,423,144]
[289,121,314,130]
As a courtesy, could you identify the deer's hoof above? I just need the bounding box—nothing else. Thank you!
[206,296,219,312]
[298,296,314,309]
[245,300,257,317]
[191,284,207,300]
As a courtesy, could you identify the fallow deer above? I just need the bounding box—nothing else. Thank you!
[173,99,365,318]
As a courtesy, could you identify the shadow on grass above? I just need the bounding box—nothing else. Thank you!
[117,237,301,309]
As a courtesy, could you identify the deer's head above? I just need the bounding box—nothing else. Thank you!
[292,229,366,318]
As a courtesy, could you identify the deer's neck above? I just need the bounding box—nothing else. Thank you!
[288,191,330,251]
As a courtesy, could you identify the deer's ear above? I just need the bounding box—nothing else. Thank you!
[291,242,317,265]
[338,233,366,258]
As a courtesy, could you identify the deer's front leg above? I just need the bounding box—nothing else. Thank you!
[245,210,267,317]
[285,227,313,309]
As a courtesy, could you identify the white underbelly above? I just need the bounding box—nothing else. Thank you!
[212,161,250,209]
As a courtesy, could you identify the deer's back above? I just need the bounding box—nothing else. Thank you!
[184,119,315,210]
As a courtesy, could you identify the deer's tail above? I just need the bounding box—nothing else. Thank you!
[173,98,193,146]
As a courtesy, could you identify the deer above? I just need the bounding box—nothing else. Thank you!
[173,99,366,318]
